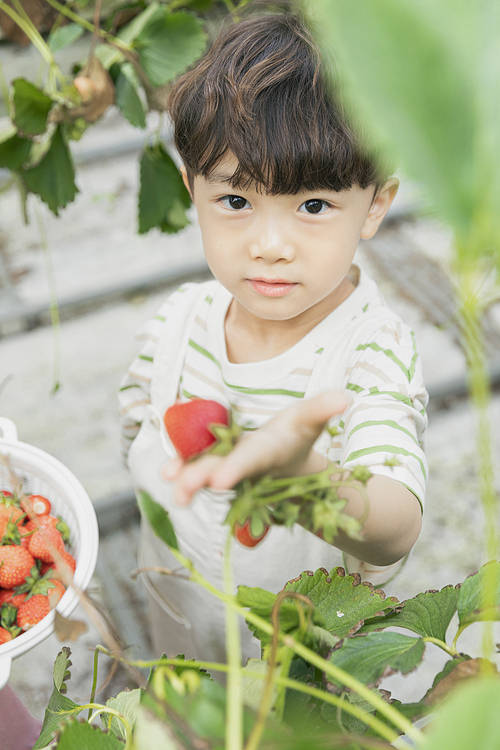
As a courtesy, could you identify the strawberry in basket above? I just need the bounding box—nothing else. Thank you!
[0,487,76,636]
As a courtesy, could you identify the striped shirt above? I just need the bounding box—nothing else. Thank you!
[119,270,428,506]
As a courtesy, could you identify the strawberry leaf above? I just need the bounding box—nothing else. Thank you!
[138,143,191,234]
[134,11,207,86]
[12,78,53,136]
[115,63,146,129]
[328,631,425,689]
[360,584,459,640]
[105,688,142,740]
[22,125,78,215]
[33,647,82,749]
[55,719,124,749]
[137,489,179,550]
[0,133,31,169]
[284,567,399,639]
[48,22,85,53]
[421,677,500,750]
[457,560,500,629]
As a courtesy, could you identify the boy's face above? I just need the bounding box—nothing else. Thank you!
[184,153,397,334]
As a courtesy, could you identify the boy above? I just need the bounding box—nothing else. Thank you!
[119,12,427,664]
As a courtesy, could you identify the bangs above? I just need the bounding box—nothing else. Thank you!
[169,14,385,194]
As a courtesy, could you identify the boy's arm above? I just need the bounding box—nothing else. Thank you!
[163,390,422,565]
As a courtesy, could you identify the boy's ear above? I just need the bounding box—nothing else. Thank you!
[180,166,193,199]
[360,177,399,240]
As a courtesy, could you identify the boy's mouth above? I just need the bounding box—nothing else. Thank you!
[248,278,297,297]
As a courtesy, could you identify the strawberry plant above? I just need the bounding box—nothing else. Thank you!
[0,0,256,233]
[163,398,367,545]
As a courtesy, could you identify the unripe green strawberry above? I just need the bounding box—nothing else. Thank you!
[164,399,230,459]
[0,546,35,588]
[17,594,50,630]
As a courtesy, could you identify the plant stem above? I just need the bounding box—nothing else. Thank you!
[88,648,100,721]
[224,529,243,750]
[423,636,458,657]
[0,1,55,68]
[147,544,423,743]
[95,648,400,743]
[458,267,498,662]
[43,0,133,54]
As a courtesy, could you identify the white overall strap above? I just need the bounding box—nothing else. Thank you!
[150,279,220,417]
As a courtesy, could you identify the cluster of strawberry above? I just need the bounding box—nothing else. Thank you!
[0,489,76,644]
[164,399,365,549]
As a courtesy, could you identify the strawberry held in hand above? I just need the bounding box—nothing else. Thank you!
[164,399,231,459]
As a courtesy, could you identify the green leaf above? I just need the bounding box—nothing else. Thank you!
[421,677,500,750]
[22,125,78,215]
[0,133,31,169]
[137,489,179,550]
[138,143,191,234]
[311,0,477,235]
[285,567,398,638]
[328,631,425,689]
[33,648,82,749]
[105,688,142,740]
[457,560,500,629]
[56,719,124,749]
[115,63,146,129]
[48,22,85,52]
[134,11,207,87]
[236,585,320,647]
[133,705,180,749]
[361,585,459,641]
[12,78,53,136]
[94,3,163,70]
[241,658,279,712]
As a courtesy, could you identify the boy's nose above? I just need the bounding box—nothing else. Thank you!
[249,222,295,263]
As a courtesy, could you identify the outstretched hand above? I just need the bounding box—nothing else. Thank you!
[162,390,351,506]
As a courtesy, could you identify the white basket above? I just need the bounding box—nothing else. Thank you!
[0,418,99,688]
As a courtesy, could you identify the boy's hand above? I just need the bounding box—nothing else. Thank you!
[162,390,350,506]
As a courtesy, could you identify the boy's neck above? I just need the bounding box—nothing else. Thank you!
[224,270,357,364]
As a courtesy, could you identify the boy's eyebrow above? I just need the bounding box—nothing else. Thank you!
[206,171,235,185]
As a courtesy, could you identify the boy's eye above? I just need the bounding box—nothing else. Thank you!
[299,199,330,214]
[220,195,250,210]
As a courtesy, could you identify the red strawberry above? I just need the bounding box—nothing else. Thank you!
[21,494,51,517]
[0,546,35,588]
[0,626,12,644]
[17,594,50,630]
[0,589,27,608]
[24,515,70,543]
[28,526,64,563]
[0,504,24,525]
[46,579,66,606]
[164,399,230,459]
[234,519,270,548]
[42,550,76,581]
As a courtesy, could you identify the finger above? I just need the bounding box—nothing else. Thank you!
[174,454,225,506]
[161,456,184,481]
[208,431,277,490]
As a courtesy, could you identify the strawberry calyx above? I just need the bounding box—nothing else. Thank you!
[0,517,24,546]
[0,602,22,638]
[225,463,370,546]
